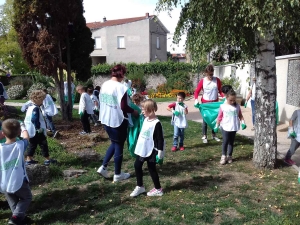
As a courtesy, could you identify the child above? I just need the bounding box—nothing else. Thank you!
[25,90,57,166]
[76,85,94,135]
[42,89,59,137]
[284,109,300,165]
[221,85,233,96]
[215,89,246,165]
[0,119,32,225]
[167,92,188,152]
[93,86,101,101]
[21,100,33,113]
[64,77,75,109]
[87,87,100,126]
[130,99,164,197]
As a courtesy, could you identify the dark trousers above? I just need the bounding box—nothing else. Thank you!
[27,133,49,158]
[222,130,237,156]
[4,181,32,220]
[45,114,56,133]
[102,120,128,175]
[134,153,161,189]
[202,120,216,136]
[81,111,91,133]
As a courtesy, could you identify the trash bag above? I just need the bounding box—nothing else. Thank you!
[127,103,144,157]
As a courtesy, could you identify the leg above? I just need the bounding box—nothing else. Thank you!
[221,129,230,156]
[202,120,207,136]
[173,126,179,147]
[81,111,90,133]
[134,157,144,187]
[113,120,128,174]
[27,135,39,159]
[147,160,161,189]
[251,100,255,126]
[285,139,300,159]
[38,133,50,158]
[46,115,56,133]
[179,128,184,147]
[4,181,32,220]
[102,142,116,167]
[227,131,237,156]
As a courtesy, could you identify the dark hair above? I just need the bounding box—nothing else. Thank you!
[111,64,126,78]
[95,86,100,91]
[205,64,214,73]
[124,79,128,83]
[87,87,93,94]
[221,85,233,95]
[2,119,20,139]
[43,89,48,94]
[226,89,236,97]
[132,93,144,104]
[177,92,186,99]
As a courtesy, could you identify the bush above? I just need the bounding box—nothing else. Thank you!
[126,68,147,92]
[7,85,24,100]
[221,77,241,91]
[9,76,33,98]
[26,83,46,98]
[166,70,193,92]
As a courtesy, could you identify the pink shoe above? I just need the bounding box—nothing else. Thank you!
[171,146,177,152]
[179,146,185,151]
[284,158,296,166]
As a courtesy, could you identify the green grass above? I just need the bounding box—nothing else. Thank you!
[152,97,175,102]
[0,116,299,225]
[6,99,28,103]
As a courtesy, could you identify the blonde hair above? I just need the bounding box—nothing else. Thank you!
[142,99,157,113]
[30,90,46,103]
[76,85,84,92]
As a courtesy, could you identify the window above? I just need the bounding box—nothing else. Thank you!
[117,36,125,48]
[156,37,160,49]
[95,37,101,49]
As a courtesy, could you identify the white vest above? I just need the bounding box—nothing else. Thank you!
[21,100,33,112]
[0,141,29,193]
[24,105,47,137]
[99,80,127,128]
[42,94,58,116]
[78,92,94,115]
[90,94,100,110]
[220,104,241,132]
[294,110,300,143]
[135,118,159,157]
[64,82,75,96]
[203,77,218,101]
[171,103,187,128]
[251,83,256,100]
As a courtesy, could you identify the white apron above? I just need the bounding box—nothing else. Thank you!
[24,105,47,137]
[99,80,127,128]
[42,94,58,116]
[203,78,218,101]
[220,104,241,132]
[294,110,300,143]
[171,103,187,128]
[135,118,159,157]
[78,93,94,115]
[0,141,28,193]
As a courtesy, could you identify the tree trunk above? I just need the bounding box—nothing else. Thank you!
[66,32,73,121]
[252,31,277,169]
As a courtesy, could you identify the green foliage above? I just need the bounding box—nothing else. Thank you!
[9,76,33,97]
[31,73,55,88]
[6,84,23,99]
[166,70,193,91]
[221,76,241,91]
[26,82,46,98]
[126,67,147,92]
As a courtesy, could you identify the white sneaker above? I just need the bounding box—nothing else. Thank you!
[227,156,233,164]
[113,172,130,182]
[220,155,226,165]
[147,188,163,196]
[130,186,146,197]
[212,136,221,142]
[203,138,208,143]
[201,136,207,140]
[97,165,108,178]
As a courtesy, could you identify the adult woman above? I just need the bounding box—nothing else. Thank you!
[245,77,256,131]
[97,64,138,182]
[194,64,224,143]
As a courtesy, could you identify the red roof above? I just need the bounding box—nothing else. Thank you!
[172,53,186,59]
[87,14,154,30]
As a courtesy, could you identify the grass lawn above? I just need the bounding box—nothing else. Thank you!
[6,99,28,103]
[0,114,299,224]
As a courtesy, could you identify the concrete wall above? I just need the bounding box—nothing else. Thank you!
[214,53,300,124]
[149,19,167,62]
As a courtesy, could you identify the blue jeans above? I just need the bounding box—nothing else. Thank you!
[173,126,185,147]
[102,120,128,175]
[250,99,255,126]
[45,114,56,133]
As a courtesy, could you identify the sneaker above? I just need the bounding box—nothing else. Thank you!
[53,131,59,138]
[201,136,207,140]
[227,156,233,164]
[212,136,221,142]
[284,158,296,166]
[8,215,24,225]
[171,146,177,152]
[130,186,146,197]
[44,159,57,166]
[220,155,226,165]
[97,165,108,178]
[147,188,163,196]
[179,146,185,151]
[202,138,208,144]
[113,172,130,182]
[25,160,38,166]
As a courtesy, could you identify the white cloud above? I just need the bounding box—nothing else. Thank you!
[83,0,186,53]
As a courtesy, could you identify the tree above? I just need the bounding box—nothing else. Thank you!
[156,0,300,168]
[13,0,94,120]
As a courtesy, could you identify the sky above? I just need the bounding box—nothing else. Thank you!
[0,0,186,53]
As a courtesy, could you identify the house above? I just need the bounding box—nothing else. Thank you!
[171,53,187,63]
[86,13,169,65]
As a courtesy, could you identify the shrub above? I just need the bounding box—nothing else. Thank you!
[221,77,241,91]
[166,70,193,91]
[9,76,33,98]
[27,83,46,98]
[126,68,147,92]
[7,85,24,100]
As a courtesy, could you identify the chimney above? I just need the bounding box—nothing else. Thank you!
[103,17,107,22]
[145,13,149,18]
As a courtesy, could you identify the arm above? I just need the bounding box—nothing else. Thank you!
[121,92,134,114]
[216,108,223,126]
[154,122,164,151]
[167,103,176,112]
[20,121,29,141]
[31,106,40,129]
[194,79,204,99]
[238,108,244,121]
[246,88,252,102]
[217,78,225,97]
[185,107,188,115]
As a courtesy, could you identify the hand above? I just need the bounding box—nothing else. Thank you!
[37,128,44,134]
[93,107,99,111]
[157,150,164,159]
[132,110,139,117]
[244,102,247,108]
[156,155,164,165]
[241,120,247,130]
[79,111,83,117]
[18,120,26,132]
[288,127,297,138]
[194,99,199,107]
[213,124,219,133]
